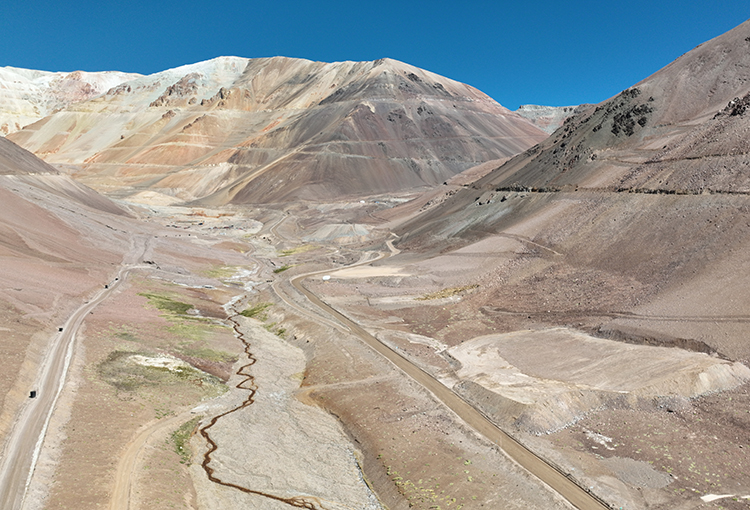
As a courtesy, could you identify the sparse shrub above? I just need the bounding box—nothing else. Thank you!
[171,417,200,464]
[416,284,479,301]
[279,245,316,257]
[179,346,236,363]
[239,302,272,319]
[98,351,225,394]
[139,292,193,315]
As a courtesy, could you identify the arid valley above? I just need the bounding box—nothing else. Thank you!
[1,18,750,510]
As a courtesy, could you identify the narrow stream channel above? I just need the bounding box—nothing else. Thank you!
[198,305,328,510]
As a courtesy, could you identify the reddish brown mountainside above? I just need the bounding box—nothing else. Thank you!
[0,137,132,447]
[8,57,547,204]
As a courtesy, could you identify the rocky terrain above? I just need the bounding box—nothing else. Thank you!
[391,19,750,364]
[305,17,750,509]
[0,66,139,135]
[515,104,590,133]
[6,57,547,204]
[2,17,750,510]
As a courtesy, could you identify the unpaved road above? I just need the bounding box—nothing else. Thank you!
[289,250,610,510]
[109,411,194,510]
[271,249,385,334]
[0,266,137,510]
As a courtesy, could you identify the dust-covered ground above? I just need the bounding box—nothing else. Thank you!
[6,193,749,510]
[285,194,750,510]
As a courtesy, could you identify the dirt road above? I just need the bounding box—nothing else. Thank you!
[289,254,611,510]
[109,411,194,510]
[0,267,137,510]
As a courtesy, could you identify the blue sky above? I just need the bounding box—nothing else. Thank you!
[2,1,748,109]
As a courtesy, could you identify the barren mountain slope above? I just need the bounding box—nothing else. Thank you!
[277,22,750,508]
[391,19,750,364]
[515,104,590,134]
[0,137,137,449]
[0,66,140,136]
[467,18,750,194]
[8,57,547,204]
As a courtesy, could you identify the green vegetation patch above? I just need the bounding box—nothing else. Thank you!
[97,350,225,394]
[263,322,286,338]
[240,302,272,320]
[273,264,293,274]
[415,284,479,301]
[171,417,200,464]
[112,325,140,343]
[202,266,239,279]
[139,292,193,315]
[167,321,216,342]
[178,346,236,363]
[279,245,316,257]
[238,302,287,337]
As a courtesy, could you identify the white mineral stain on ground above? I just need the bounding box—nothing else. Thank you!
[331,266,409,278]
[128,355,191,372]
[584,429,615,451]
[700,494,742,503]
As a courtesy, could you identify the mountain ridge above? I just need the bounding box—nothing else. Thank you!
[392,18,750,210]
[388,17,750,366]
[0,66,141,135]
[7,56,548,204]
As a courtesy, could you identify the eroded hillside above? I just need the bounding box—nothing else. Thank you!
[8,57,547,204]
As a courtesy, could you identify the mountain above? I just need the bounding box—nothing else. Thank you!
[0,136,135,442]
[392,18,750,364]
[464,18,750,194]
[7,57,548,204]
[0,135,133,324]
[515,104,590,134]
[0,67,140,135]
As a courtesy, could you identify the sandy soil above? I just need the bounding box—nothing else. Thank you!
[255,289,576,510]
[31,269,241,510]
[541,381,750,509]
[289,198,750,509]
[6,23,750,510]
[3,167,749,510]
[190,315,383,510]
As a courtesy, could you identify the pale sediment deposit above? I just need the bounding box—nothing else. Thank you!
[449,328,750,434]
[302,223,371,245]
[190,317,383,510]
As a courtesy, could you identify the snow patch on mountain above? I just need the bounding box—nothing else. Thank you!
[0,67,141,135]
[515,104,591,133]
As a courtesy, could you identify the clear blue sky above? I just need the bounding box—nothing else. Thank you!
[2,1,748,109]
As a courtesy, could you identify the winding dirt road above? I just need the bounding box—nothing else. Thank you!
[108,411,194,510]
[288,244,611,510]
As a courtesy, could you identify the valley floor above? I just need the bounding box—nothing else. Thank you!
[9,195,750,510]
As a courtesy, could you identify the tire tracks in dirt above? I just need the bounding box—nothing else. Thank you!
[0,262,149,510]
[109,411,194,510]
